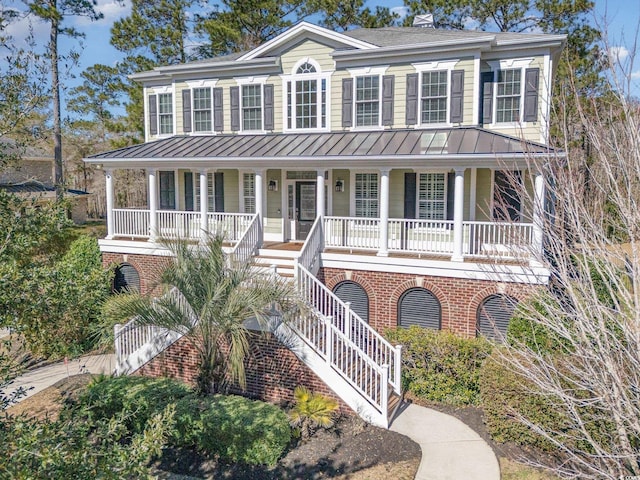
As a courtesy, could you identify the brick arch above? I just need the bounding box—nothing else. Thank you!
[389,279,451,330]
[466,284,531,338]
[111,256,146,293]
[323,272,378,327]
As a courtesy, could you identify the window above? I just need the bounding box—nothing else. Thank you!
[195,172,215,211]
[477,294,518,341]
[242,85,262,131]
[243,173,255,213]
[113,263,140,293]
[333,281,369,323]
[355,173,378,217]
[158,171,176,210]
[493,170,522,222]
[421,71,448,124]
[355,76,380,127]
[158,93,173,134]
[193,88,212,132]
[398,288,441,329]
[496,69,521,123]
[418,173,446,220]
[286,61,327,131]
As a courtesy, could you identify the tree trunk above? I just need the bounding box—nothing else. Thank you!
[50,0,63,201]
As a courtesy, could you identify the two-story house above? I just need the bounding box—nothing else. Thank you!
[87,21,565,427]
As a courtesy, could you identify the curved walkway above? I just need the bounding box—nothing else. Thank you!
[390,402,500,480]
[3,354,115,404]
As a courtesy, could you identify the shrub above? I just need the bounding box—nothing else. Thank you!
[385,326,493,406]
[173,394,292,466]
[479,350,570,451]
[289,386,339,439]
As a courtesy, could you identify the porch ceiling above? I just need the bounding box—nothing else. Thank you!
[86,127,561,169]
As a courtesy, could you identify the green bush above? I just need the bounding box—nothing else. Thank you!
[385,326,493,406]
[479,350,569,451]
[173,394,291,466]
[74,376,291,466]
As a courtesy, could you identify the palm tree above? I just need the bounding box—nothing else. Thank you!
[106,235,296,394]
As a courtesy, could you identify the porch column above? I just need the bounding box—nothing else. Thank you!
[316,169,325,218]
[148,168,158,242]
[199,169,209,242]
[377,168,390,257]
[532,170,545,263]
[254,169,264,220]
[451,168,465,262]
[104,168,114,239]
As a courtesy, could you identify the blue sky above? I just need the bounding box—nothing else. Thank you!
[4,0,640,118]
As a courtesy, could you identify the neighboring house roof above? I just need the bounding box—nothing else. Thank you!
[86,128,559,169]
[0,180,89,197]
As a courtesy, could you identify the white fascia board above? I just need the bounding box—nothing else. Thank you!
[129,58,280,82]
[238,22,377,61]
[321,252,551,285]
[494,35,566,48]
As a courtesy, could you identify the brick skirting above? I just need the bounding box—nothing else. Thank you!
[320,267,537,338]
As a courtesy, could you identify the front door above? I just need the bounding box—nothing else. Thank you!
[296,181,316,240]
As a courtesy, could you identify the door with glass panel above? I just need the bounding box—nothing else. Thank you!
[295,181,316,240]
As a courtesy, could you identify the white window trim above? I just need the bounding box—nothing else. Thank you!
[415,171,448,222]
[194,171,217,212]
[239,171,258,214]
[413,60,459,128]
[186,80,218,135]
[235,76,268,134]
[348,66,389,130]
[157,169,178,211]
[487,58,534,127]
[349,170,380,218]
[281,58,332,133]
[147,85,175,138]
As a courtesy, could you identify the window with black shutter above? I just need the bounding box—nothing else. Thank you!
[333,281,369,323]
[398,288,441,329]
[476,294,518,341]
[113,263,140,293]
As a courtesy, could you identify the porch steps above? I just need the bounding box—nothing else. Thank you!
[253,248,299,278]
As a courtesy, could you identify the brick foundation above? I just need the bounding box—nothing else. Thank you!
[320,267,537,338]
[103,252,170,294]
[136,331,350,412]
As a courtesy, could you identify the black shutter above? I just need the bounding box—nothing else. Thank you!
[493,170,522,221]
[446,172,455,221]
[480,71,494,124]
[450,69,464,123]
[230,86,240,131]
[148,94,157,135]
[333,281,369,323]
[405,73,419,125]
[184,172,194,211]
[342,78,353,128]
[214,172,224,212]
[523,68,539,122]
[114,263,140,293]
[182,89,192,133]
[398,288,441,330]
[381,75,395,126]
[263,84,274,131]
[477,294,518,341]
[404,173,416,219]
[213,87,224,132]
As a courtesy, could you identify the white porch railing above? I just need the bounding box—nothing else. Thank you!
[296,264,402,396]
[463,221,534,259]
[113,208,151,238]
[388,219,455,254]
[157,210,201,239]
[324,216,380,250]
[207,213,255,243]
[229,213,261,265]
[297,216,323,275]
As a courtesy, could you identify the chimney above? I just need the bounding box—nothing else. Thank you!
[413,14,435,28]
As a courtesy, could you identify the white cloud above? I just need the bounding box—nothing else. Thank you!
[462,16,480,30]
[609,45,630,62]
[631,70,640,79]
[390,6,409,19]
[74,0,131,27]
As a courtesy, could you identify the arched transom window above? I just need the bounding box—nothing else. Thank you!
[286,59,328,131]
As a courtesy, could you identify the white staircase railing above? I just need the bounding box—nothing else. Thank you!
[229,213,261,265]
[296,264,402,397]
[297,216,323,275]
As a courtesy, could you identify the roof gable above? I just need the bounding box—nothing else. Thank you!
[238,21,377,61]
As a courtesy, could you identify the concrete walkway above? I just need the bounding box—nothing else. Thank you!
[3,354,115,404]
[390,402,500,480]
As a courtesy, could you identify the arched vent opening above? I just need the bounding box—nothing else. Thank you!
[113,263,140,293]
[476,294,519,341]
[332,281,369,324]
[398,287,441,330]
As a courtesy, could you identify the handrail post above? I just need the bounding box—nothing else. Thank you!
[325,316,333,364]
[381,364,390,421]
[344,301,352,337]
[114,323,122,375]
[394,344,403,394]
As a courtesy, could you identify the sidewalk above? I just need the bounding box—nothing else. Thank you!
[3,354,115,404]
[390,402,500,480]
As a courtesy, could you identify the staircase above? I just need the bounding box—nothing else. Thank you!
[114,216,402,428]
